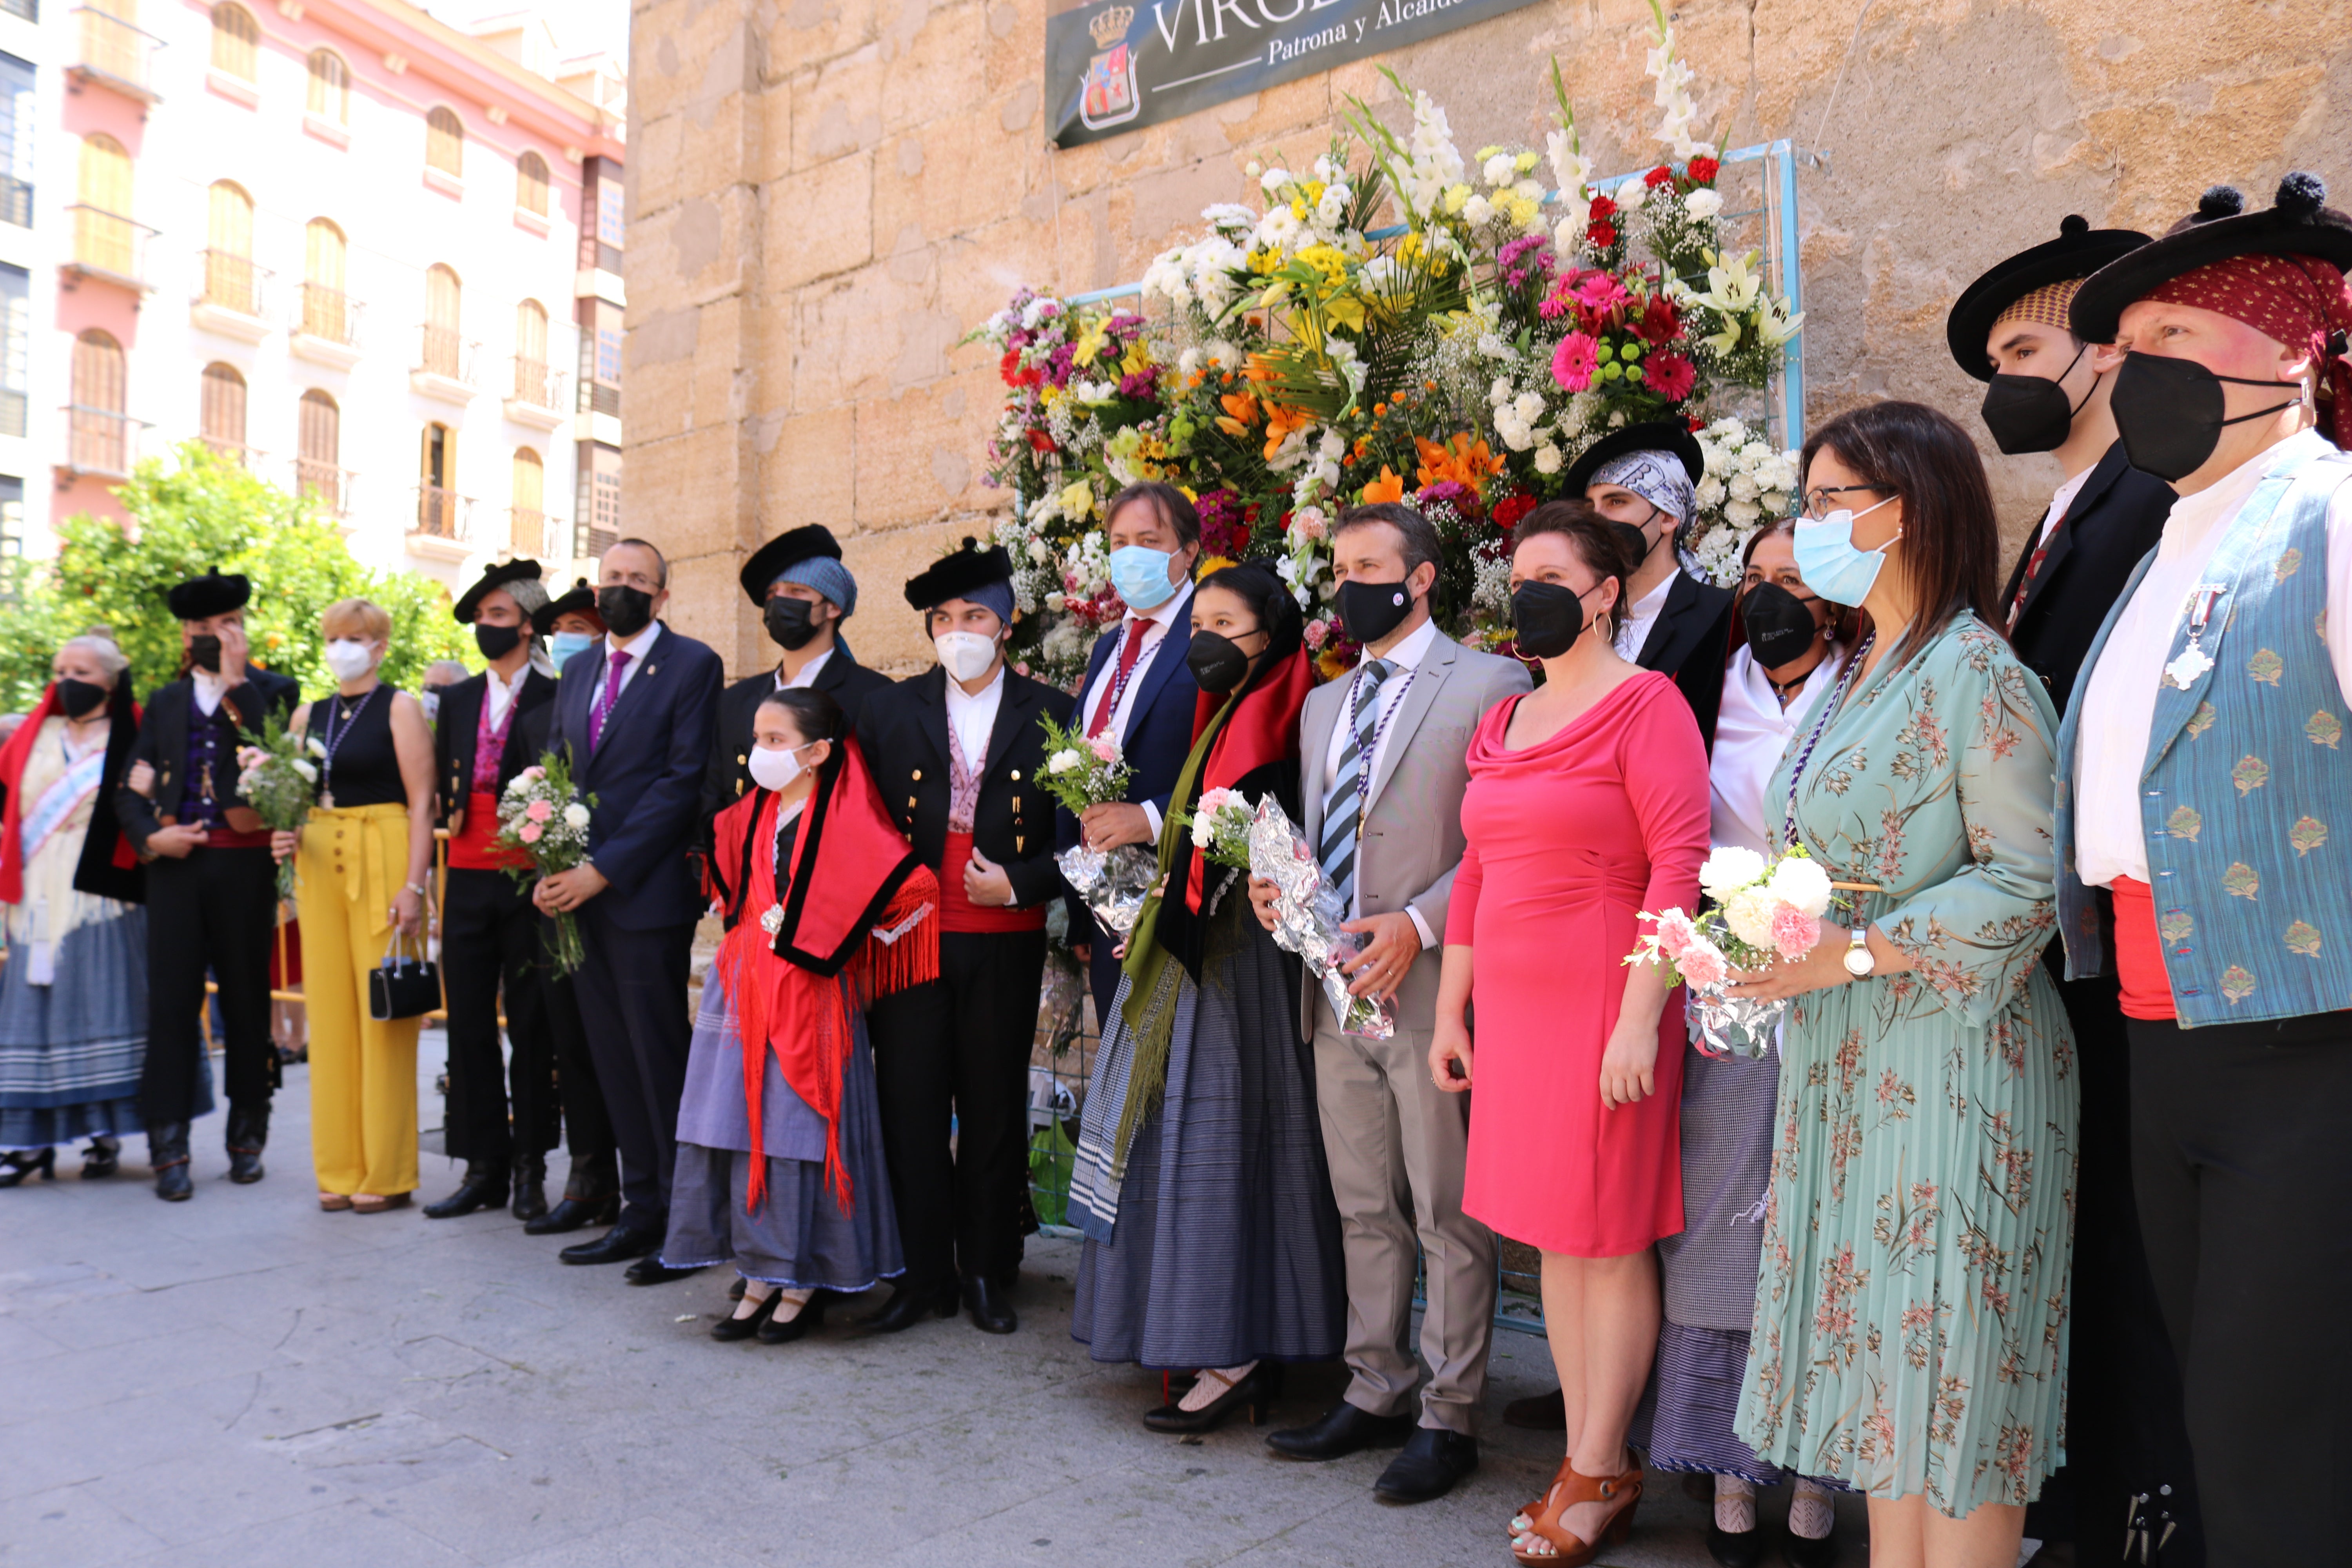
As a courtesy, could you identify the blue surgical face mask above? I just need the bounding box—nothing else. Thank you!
[1107,544,1180,612]
[1791,494,1902,608]
[550,632,596,670]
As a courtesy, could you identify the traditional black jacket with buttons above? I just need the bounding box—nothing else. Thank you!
[1998,440,2175,718]
[115,668,301,853]
[433,666,560,827]
[702,647,893,820]
[853,665,1074,909]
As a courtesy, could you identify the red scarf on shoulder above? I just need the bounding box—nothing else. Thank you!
[0,684,141,906]
[1182,648,1314,913]
[710,736,938,1214]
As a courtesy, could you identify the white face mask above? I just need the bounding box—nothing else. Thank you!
[746,742,809,793]
[934,630,1000,684]
[324,639,377,681]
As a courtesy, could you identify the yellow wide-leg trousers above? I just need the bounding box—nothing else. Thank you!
[296,804,423,1197]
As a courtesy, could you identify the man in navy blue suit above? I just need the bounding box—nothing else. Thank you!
[1057,481,1202,1023]
[532,538,725,1285]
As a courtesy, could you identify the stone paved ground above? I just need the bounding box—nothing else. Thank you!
[0,1036,1886,1568]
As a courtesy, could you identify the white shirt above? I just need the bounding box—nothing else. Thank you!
[1708,642,1849,855]
[774,646,835,693]
[1078,580,1194,842]
[943,662,1004,773]
[2033,464,2097,554]
[1319,615,1442,946]
[1614,570,1678,661]
[485,661,531,727]
[2074,428,2352,887]
[192,669,228,718]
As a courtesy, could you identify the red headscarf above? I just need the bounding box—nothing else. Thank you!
[0,684,140,906]
[2143,253,2352,447]
[1182,647,1315,913]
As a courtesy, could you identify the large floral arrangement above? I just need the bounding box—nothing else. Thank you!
[972,4,1802,684]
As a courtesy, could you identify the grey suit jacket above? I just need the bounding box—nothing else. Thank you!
[1298,626,1533,1038]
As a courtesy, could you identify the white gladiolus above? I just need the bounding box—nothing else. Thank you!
[1767,855,1833,918]
[1698,844,1768,902]
[1615,178,1647,212]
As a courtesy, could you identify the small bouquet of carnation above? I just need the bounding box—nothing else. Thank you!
[1247,796,1393,1040]
[1626,844,1835,1060]
[1178,787,1257,872]
[235,712,326,899]
[497,752,597,975]
[1040,712,1155,937]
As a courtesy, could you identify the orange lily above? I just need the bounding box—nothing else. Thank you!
[1414,432,1506,497]
[1216,391,1261,437]
[1359,466,1407,505]
[1261,401,1314,461]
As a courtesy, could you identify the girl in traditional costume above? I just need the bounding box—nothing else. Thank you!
[663,687,937,1341]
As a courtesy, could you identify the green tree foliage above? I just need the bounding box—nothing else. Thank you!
[0,443,474,710]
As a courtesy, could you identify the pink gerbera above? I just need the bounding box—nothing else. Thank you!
[1770,902,1820,962]
[1551,332,1599,393]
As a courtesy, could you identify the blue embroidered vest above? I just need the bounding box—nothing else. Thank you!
[2056,437,2352,1027]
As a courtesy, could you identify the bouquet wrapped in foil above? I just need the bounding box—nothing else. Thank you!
[1245,797,1394,1040]
[1683,979,1785,1061]
[1627,844,1839,1062]
[1054,842,1158,938]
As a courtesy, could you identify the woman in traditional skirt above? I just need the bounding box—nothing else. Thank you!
[1069,562,1345,1431]
[0,632,150,1183]
[662,687,936,1342]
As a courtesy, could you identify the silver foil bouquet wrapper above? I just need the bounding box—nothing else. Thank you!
[1684,975,1784,1062]
[1055,842,1158,937]
[1245,798,1394,1040]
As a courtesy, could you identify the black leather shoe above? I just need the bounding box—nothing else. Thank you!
[1705,1519,1766,1568]
[0,1148,54,1186]
[1503,1386,1566,1430]
[559,1218,663,1265]
[224,1103,269,1184]
[865,1280,959,1332]
[149,1122,192,1202]
[757,1290,830,1344]
[423,1161,510,1219]
[1783,1526,1837,1568]
[510,1156,548,1223]
[1144,1362,1287,1434]
[526,1153,619,1235]
[624,1256,699,1286]
[1372,1426,1478,1504]
[962,1274,1016,1334]
[711,1287,783,1341]
[1266,1400,1415,1461]
[80,1135,120,1179]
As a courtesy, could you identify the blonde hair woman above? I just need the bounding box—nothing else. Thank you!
[272,600,437,1211]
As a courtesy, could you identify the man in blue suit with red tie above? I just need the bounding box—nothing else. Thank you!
[533,538,725,1285]
[1057,482,1203,1023]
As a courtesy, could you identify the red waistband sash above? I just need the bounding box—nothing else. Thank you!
[940,831,1046,934]
[447,790,525,871]
[207,827,275,851]
[2108,876,2177,1021]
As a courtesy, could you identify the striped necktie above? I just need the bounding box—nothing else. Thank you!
[1318,658,1392,910]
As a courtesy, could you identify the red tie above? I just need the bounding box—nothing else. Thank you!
[1087,618,1147,738]
[2007,511,2063,633]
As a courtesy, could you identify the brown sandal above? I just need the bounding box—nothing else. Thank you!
[1509,1459,1642,1566]
[350,1192,412,1214]
[319,1191,352,1211]
[1510,1456,1575,1538]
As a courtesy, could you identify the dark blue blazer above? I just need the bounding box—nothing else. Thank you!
[544,621,725,931]
[1056,597,1200,934]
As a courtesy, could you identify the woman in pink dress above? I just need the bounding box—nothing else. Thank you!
[1430,500,1710,1566]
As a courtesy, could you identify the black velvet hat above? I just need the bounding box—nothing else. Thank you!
[1945,214,2152,379]
[453,557,543,623]
[1560,421,1705,495]
[164,570,250,621]
[737,524,844,606]
[531,577,602,638]
[2071,173,2352,343]
[902,537,1014,611]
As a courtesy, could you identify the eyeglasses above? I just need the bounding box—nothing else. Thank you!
[1798,484,1895,521]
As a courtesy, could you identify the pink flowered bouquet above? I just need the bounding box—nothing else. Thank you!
[1626,844,1834,1059]
[495,751,597,975]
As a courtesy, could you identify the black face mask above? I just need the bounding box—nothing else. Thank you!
[1510,581,1592,659]
[474,622,524,661]
[2110,350,2302,483]
[597,584,655,639]
[764,595,823,651]
[1740,580,1824,670]
[189,633,223,673]
[1608,519,1653,570]
[1185,630,1258,695]
[1335,578,1415,646]
[1980,345,2093,456]
[54,677,107,720]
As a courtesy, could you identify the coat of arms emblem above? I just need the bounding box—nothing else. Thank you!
[1079,5,1140,131]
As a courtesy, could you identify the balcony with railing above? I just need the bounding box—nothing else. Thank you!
[492,506,567,560]
[503,357,569,431]
[579,379,619,418]
[410,325,477,405]
[290,284,363,368]
[294,458,355,517]
[63,204,154,292]
[192,249,272,341]
[409,484,474,559]
[69,6,163,105]
[0,176,30,230]
[59,403,147,480]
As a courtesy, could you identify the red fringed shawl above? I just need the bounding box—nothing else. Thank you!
[1182,648,1315,913]
[709,736,938,1214]
[0,683,141,906]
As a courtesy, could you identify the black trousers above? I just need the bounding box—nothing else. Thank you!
[139,845,280,1124]
[439,868,559,1165]
[539,947,614,1165]
[570,903,694,1219]
[867,928,1047,1293]
[2130,1011,2352,1568]
[2027,963,2203,1564]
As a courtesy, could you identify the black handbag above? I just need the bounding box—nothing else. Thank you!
[368,930,441,1022]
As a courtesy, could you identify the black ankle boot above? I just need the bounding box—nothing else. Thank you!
[80,1134,121,1180]
[225,1103,269,1184]
[149,1122,192,1201]
[510,1154,549,1223]
[525,1150,618,1235]
[423,1160,512,1219]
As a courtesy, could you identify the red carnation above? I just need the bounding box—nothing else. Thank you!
[1589,220,1618,249]
[1027,428,1056,454]
[1492,493,1535,536]
[1588,193,1617,222]
[1688,156,1720,185]
[1644,165,1675,189]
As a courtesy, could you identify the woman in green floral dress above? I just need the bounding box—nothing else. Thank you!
[1725,402,2076,1568]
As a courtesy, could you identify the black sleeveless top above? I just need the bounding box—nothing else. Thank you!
[308,686,407,807]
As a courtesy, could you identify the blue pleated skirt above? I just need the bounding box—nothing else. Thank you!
[0,910,156,1149]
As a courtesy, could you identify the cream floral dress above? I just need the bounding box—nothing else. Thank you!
[1734,613,2077,1516]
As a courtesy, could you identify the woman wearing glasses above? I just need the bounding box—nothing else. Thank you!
[1725,402,2076,1568]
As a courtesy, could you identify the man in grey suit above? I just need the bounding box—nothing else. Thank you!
[1251,501,1532,1504]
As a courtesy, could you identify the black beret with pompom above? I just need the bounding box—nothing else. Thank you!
[2072,171,2352,342]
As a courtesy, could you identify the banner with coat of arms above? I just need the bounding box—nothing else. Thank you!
[1047,0,1548,147]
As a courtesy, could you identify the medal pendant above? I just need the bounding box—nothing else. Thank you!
[760,904,784,936]
[2163,641,2215,690]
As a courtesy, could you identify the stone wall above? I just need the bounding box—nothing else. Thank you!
[623,0,2352,677]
